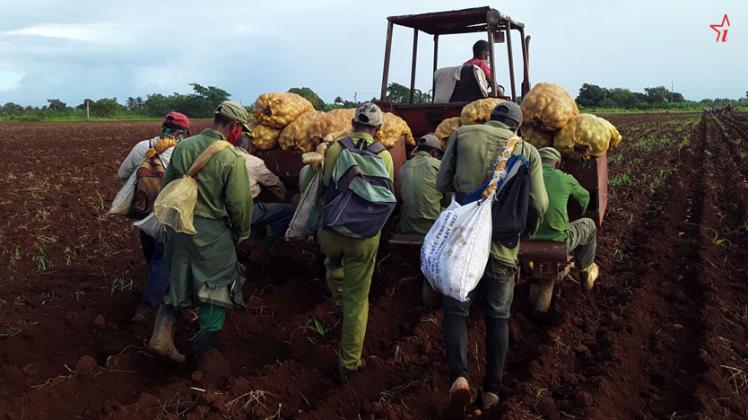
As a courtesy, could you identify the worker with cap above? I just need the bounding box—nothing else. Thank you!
[534,146,599,289]
[317,102,394,382]
[399,133,449,308]
[148,100,253,364]
[437,101,548,414]
[117,111,191,324]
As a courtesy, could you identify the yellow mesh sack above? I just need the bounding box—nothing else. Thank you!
[308,109,355,146]
[520,124,555,148]
[435,117,462,147]
[376,112,415,148]
[250,122,281,151]
[278,111,324,152]
[460,98,506,125]
[253,92,315,129]
[553,114,619,159]
[521,83,579,131]
[154,141,233,234]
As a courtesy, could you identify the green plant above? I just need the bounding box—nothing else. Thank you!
[32,247,52,271]
[305,318,327,337]
[610,173,632,187]
[711,232,730,247]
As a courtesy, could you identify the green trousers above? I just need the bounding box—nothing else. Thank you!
[199,303,226,332]
[318,229,381,376]
[566,218,597,269]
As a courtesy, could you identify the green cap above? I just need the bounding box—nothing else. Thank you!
[538,146,562,162]
[353,102,383,127]
[214,100,250,132]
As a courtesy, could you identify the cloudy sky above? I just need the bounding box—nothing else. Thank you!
[0,0,744,106]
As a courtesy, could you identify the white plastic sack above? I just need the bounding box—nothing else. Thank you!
[285,170,322,240]
[133,212,166,243]
[420,193,494,302]
[109,169,138,215]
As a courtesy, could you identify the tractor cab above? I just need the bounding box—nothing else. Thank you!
[377,6,531,136]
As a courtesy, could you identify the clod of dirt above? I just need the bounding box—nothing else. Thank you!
[372,401,387,418]
[473,409,482,416]
[135,393,159,411]
[574,390,594,408]
[92,314,106,329]
[536,397,557,417]
[75,355,99,379]
[197,349,231,384]
[191,370,204,383]
[64,311,80,328]
[573,344,593,360]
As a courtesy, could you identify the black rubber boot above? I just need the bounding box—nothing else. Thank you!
[148,305,186,363]
[194,330,222,360]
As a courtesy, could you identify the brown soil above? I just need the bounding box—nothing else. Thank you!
[0,113,746,419]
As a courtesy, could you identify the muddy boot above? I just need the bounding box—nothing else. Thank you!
[481,391,500,411]
[580,262,599,291]
[194,330,222,360]
[148,306,186,364]
[446,377,471,419]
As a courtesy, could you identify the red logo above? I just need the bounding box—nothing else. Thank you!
[710,14,730,42]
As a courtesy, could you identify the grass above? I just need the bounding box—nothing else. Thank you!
[610,173,632,187]
[32,247,52,272]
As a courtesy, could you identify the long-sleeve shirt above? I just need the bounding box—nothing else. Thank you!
[235,147,287,200]
[398,151,448,235]
[117,137,173,183]
[160,128,252,240]
[533,163,590,243]
[437,120,549,268]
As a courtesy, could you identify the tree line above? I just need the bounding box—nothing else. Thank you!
[2,82,746,120]
[576,83,748,110]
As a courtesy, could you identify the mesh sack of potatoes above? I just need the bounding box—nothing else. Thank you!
[278,111,324,152]
[553,114,621,159]
[460,98,506,125]
[250,121,282,151]
[520,124,555,148]
[308,108,356,145]
[435,117,462,147]
[376,112,415,148]
[600,117,622,148]
[521,83,579,131]
[253,92,315,129]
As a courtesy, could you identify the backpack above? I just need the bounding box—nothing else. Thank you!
[322,137,397,238]
[455,136,531,248]
[129,138,175,217]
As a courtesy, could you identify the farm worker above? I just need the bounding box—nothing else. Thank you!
[235,134,293,263]
[436,102,548,413]
[533,147,599,289]
[399,133,449,308]
[398,134,448,235]
[116,112,191,323]
[318,102,394,382]
[148,101,252,363]
[465,40,492,85]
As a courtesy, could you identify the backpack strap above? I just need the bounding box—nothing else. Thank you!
[366,141,386,155]
[481,136,520,199]
[187,140,234,177]
[338,137,356,151]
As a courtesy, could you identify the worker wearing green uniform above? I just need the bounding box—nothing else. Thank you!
[399,134,448,235]
[318,103,394,381]
[437,102,548,414]
[148,101,253,364]
[533,146,599,289]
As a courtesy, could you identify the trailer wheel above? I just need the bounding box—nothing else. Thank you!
[529,278,554,315]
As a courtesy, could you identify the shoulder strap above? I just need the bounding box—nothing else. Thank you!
[481,136,520,199]
[338,137,356,151]
[187,140,234,177]
[366,141,386,155]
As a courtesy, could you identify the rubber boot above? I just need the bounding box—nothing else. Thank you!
[194,330,222,360]
[580,262,599,291]
[446,377,471,420]
[148,305,186,364]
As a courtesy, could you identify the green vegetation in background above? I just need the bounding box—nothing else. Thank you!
[576,84,748,111]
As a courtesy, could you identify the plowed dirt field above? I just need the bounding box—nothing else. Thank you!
[0,111,746,419]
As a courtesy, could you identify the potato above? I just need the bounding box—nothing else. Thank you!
[521,83,579,131]
[308,109,356,146]
[278,111,324,152]
[253,92,315,129]
[249,122,281,151]
[376,112,415,148]
[520,124,555,148]
[460,98,505,125]
[553,114,621,159]
[435,117,462,147]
